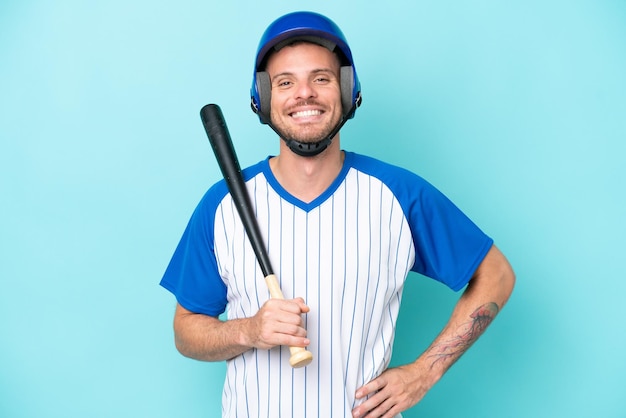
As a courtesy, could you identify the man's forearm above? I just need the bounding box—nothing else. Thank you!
[421,302,500,375]
[417,245,514,380]
[173,304,251,361]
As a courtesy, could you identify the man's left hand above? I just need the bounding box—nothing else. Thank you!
[352,364,429,418]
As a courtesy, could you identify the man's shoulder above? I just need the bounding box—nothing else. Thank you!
[346,151,427,185]
[345,151,446,211]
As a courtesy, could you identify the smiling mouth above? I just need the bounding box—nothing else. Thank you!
[290,109,322,118]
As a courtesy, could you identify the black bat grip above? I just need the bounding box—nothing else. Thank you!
[200,104,274,277]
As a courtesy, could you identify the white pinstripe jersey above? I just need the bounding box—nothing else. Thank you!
[161,151,493,417]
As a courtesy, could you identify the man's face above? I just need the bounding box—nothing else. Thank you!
[265,42,343,144]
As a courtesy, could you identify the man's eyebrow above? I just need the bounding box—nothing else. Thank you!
[271,71,293,82]
[271,68,336,82]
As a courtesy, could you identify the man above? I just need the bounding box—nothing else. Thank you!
[161,11,515,418]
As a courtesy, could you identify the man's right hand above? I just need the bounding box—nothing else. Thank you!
[245,297,310,350]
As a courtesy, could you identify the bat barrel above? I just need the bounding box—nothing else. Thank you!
[200,104,274,277]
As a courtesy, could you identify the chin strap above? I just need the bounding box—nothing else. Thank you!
[283,136,334,157]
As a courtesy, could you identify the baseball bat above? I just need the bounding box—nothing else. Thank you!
[200,103,313,368]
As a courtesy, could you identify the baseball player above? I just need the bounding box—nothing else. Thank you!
[161,11,515,417]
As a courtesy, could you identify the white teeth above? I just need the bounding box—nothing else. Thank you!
[292,110,321,118]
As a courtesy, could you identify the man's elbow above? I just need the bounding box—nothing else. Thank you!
[492,245,516,308]
[471,245,516,309]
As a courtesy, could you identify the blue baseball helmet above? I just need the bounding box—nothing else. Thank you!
[250,11,362,124]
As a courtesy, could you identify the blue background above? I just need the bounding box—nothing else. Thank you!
[1,1,625,417]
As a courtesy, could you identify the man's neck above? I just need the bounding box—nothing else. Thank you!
[270,137,344,203]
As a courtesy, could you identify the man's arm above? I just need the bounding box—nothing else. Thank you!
[352,244,515,418]
[172,298,310,361]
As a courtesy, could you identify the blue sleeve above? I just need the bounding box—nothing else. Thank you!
[159,183,229,317]
[405,179,493,291]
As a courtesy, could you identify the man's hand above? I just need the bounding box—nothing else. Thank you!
[352,364,429,418]
[245,297,310,350]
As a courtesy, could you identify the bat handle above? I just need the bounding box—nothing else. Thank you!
[264,275,314,368]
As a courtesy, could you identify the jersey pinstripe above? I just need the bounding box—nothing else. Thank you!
[161,151,493,417]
